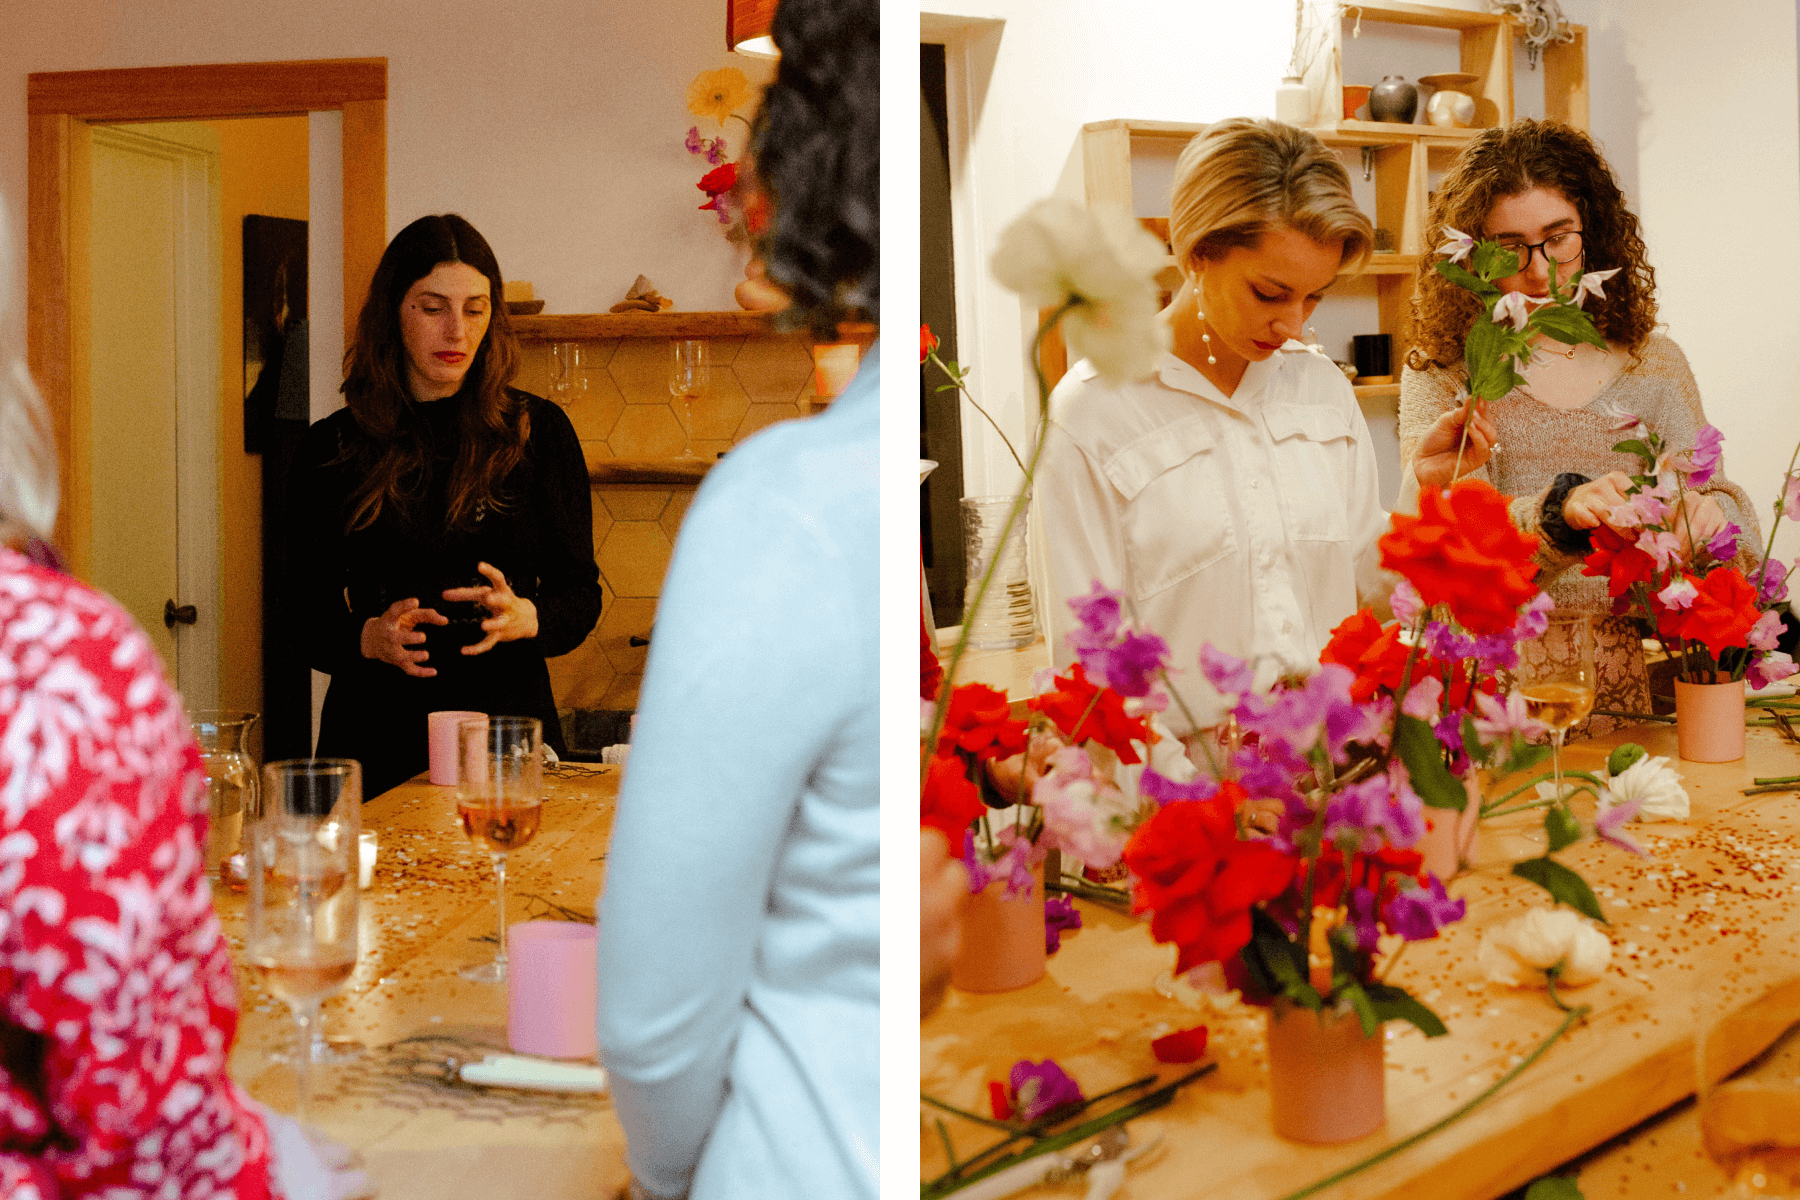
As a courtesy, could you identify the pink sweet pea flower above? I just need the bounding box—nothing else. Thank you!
[1570,267,1620,308]
[1749,608,1785,652]
[1390,579,1424,624]
[1401,674,1443,721]
[1492,290,1533,332]
[1437,227,1475,264]
[1785,473,1800,519]
[1595,793,1648,855]
[1472,689,1547,744]
[1681,425,1725,487]
[1606,501,1643,530]
[1749,650,1799,691]
[1657,576,1700,611]
[1636,529,1682,571]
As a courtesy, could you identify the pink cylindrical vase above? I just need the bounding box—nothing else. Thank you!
[1675,676,1746,763]
[507,920,598,1059]
[1417,772,1483,881]
[428,711,485,785]
[1266,1002,1386,1143]
[951,863,1045,993]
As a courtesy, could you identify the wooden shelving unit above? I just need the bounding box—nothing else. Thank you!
[513,311,779,341]
[588,456,715,486]
[1076,2,1588,388]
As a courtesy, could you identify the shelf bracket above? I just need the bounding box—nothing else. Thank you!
[1361,145,1376,182]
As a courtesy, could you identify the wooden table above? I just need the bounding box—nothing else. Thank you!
[216,765,625,1200]
[922,723,1800,1199]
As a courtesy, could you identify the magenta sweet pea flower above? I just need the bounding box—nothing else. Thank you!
[1067,580,1124,644]
[1323,769,1425,853]
[1758,558,1791,605]
[1387,875,1467,941]
[1345,886,1381,952]
[1199,643,1254,698]
[1009,1059,1084,1122]
[1684,424,1724,487]
[1706,521,1742,562]
[1085,629,1170,699]
[1044,895,1083,954]
[1749,651,1798,691]
[1138,766,1219,805]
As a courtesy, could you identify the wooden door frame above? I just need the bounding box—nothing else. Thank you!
[26,57,387,571]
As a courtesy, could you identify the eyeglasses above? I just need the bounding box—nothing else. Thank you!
[1493,230,1584,268]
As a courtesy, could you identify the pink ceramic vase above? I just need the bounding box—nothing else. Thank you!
[1266,1001,1386,1143]
[1417,772,1482,881]
[1675,675,1746,763]
[951,862,1045,993]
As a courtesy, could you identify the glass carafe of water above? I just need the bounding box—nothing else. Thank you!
[191,711,259,888]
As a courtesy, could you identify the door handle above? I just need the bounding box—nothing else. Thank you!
[164,599,197,629]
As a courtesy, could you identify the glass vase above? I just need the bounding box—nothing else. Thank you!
[959,495,1035,650]
[191,710,259,888]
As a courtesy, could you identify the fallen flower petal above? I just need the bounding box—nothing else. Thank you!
[1151,1024,1210,1064]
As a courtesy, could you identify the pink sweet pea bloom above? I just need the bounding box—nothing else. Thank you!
[1401,674,1443,721]
[1492,290,1533,332]
[1749,651,1799,691]
[1785,472,1800,518]
[1437,227,1475,264]
[1390,578,1424,625]
[1636,529,1682,571]
[1034,746,1135,870]
[1657,576,1700,611]
[1606,501,1643,530]
[1681,425,1725,487]
[1595,793,1648,855]
[1472,689,1547,744]
[1570,267,1620,308]
[1749,608,1785,652]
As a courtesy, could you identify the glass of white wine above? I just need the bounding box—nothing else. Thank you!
[247,758,361,1123]
[1518,612,1596,809]
[669,339,708,458]
[457,715,544,983]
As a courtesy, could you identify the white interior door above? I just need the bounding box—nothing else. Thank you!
[89,122,221,710]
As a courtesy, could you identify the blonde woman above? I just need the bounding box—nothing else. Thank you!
[1399,120,1760,735]
[1040,118,1433,728]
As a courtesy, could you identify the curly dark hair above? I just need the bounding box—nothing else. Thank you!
[748,0,877,339]
[1407,119,1657,370]
[340,213,526,533]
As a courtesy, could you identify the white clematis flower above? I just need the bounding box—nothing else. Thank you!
[1599,753,1689,822]
[1478,907,1612,988]
[1492,290,1534,332]
[1437,227,1476,264]
[990,199,1170,384]
[1570,267,1621,308]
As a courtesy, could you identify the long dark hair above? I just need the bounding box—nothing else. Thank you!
[1408,120,1657,370]
[340,213,527,531]
[748,0,877,339]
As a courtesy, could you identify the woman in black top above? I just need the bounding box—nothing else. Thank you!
[300,213,601,798]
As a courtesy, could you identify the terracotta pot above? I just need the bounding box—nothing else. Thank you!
[951,862,1045,993]
[1341,84,1372,120]
[1417,772,1482,881]
[1675,675,1746,763]
[1266,1002,1386,1143]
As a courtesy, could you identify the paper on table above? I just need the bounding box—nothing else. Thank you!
[459,1054,608,1093]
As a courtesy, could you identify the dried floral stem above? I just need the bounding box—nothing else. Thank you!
[1755,439,1800,601]
[1275,1001,1590,1200]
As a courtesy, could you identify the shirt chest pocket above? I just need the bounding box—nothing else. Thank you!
[1264,405,1353,543]
[1103,416,1237,601]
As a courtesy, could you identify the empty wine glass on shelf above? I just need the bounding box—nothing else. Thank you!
[548,341,576,405]
[669,339,708,458]
[1518,612,1596,809]
[247,758,362,1122]
[457,715,544,983]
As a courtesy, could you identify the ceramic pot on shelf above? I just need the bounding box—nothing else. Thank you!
[951,861,1046,993]
[1368,75,1418,124]
[1341,84,1373,121]
[1266,1000,1386,1143]
[1418,771,1483,881]
[1419,73,1481,129]
[1675,674,1746,763]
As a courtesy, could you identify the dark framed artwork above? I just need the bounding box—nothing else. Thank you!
[243,214,308,453]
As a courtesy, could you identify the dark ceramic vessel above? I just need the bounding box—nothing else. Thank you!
[1369,75,1418,123]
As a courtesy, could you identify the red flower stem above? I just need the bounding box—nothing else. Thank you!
[923,297,1079,786]
[1275,1002,1590,1200]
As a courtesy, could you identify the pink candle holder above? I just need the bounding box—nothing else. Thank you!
[507,920,598,1059]
[428,711,485,785]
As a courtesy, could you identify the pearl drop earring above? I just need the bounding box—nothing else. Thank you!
[1194,281,1217,365]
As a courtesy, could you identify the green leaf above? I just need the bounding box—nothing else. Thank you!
[1461,714,1488,764]
[1342,980,1380,1038]
[1511,857,1607,923]
[1528,302,1608,350]
[1365,982,1449,1037]
[1396,714,1467,809]
[1500,739,1552,776]
[1432,259,1499,299]
[1543,805,1583,853]
[1524,1175,1586,1200]
[1464,318,1529,401]
[1243,909,1320,1008]
[1470,241,1521,281]
[1610,438,1655,464]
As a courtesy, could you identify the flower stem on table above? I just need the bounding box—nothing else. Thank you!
[1590,708,1676,724]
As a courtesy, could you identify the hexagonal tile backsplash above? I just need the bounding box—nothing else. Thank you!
[523,333,826,718]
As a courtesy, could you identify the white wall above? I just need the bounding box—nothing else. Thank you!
[0,0,774,354]
[925,0,1800,569]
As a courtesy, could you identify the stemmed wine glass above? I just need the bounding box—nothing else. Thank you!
[1518,612,1596,808]
[247,759,362,1122]
[669,339,708,458]
[457,716,544,983]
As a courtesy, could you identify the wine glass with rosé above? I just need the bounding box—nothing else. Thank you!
[457,716,544,983]
[1517,612,1596,811]
[246,759,362,1122]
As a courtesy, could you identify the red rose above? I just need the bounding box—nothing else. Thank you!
[1151,1024,1210,1063]
[1123,786,1295,975]
[921,753,985,844]
[697,162,738,197]
[937,682,1028,760]
[1320,609,1411,702]
[1028,664,1152,764]
[1662,567,1762,660]
[921,324,939,365]
[1581,524,1656,599]
[1380,480,1540,635]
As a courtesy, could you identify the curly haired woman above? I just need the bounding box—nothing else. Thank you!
[1399,119,1760,734]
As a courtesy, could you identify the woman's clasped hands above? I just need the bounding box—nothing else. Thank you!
[361,561,539,675]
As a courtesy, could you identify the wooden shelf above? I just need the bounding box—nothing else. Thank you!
[1354,382,1401,401]
[1304,119,1483,147]
[588,456,714,485]
[515,311,780,341]
[1337,1,1505,30]
[1354,252,1420,277]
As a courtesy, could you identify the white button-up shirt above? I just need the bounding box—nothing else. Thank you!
[1036,347,1389,732]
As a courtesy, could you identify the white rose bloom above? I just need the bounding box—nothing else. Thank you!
[1599,754,1689,822]
[1477,907,1612,988]
[990,199,1170,385]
